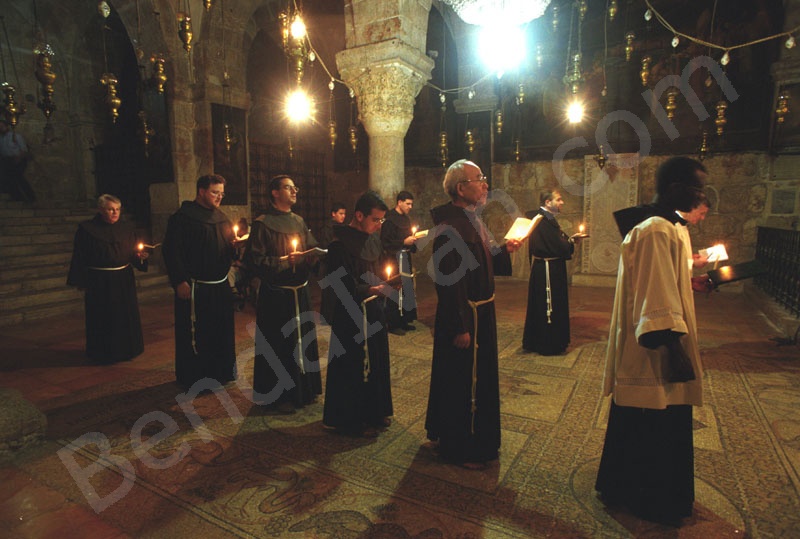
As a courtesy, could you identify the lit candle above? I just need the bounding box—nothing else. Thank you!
[137,242,144,251]
[291,238,299,253]
[579,223,585,234]
[411,226,418,236]
[386,265,392,280]
[233,224,239,238]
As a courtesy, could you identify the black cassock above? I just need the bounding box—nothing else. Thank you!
[67,215,147,363]
[317,219,343,325]
[425,202,511,464]
[244,205,322,407]
[322,226,393,433]
[163,201,237,388]
[379,208,417,329]
[522,208,574,355]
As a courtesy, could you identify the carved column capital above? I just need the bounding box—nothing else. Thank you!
[337,39,433,135]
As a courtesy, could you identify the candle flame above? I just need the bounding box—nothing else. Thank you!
[292,238,298,252]
[411,226,417,235]
[137,242,144,251]
[233,224,239,237]
[579,224,585,234]
[386,265,392,279]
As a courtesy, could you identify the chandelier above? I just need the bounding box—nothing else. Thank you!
[440,0,551,26]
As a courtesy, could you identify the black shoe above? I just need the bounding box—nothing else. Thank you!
[402,324,416,331]
[389,327,406,336]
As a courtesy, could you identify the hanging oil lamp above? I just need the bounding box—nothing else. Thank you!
[150,54,167,93]
[1,83,22,126]
[624,32,635,62]
[551,5,559,32]
[438,131,449,167]
[495,110,503,135]
[640,56,651,87]
[608,0,618,22]
[177,13,193,54]
[203,0,213,11]
[287,135,294,160]
[349,125,358,153]
[328,120,337,149]
[698,130,709,161]
[223,122,237,152]
[579,0,587,22]
[775,93,789,124]
[594,145,607,170]
[715,100,728,136]
[100,73,122,123]
[34,45,56,120]
[518,83,525,104]
[465,129,475,154]
[665,88,678,120]
[138,111,155,156]
[514,139,521,162]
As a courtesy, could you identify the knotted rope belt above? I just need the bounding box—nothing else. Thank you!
[532,256,559,324]
[278,281,309,374]
[87,264,130,271]
[190,276,228,354]
[360,294,379,382]
[466,294,495,435]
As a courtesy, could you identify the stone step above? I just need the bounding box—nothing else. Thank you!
[0,262,70,282]
[2,251,73,269]
[0,272,172,327]
[0,231,75,247]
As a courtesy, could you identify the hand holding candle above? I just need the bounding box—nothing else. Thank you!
[233,224,239,238]
[291,237,299,272]
[579,223,585,234]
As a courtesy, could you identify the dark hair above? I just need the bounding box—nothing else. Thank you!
[331,201,346,213]
[396,190,414,202]
[354,191,388,216]
[269,174,293,202]
[654,157,706,212]
[196,174,226,193]
[539,190,559,206]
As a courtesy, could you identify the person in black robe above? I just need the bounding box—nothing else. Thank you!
[244,175,322,413]
[67,194,147,363]
[425,160,521,469]
[522,190,580,355]
[162,174,237,390]
[380,190,418,335]
[322,191,395,437]
[317,202,347,325]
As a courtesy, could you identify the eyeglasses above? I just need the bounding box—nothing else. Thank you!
[372,217,386,224]
[459,175,488,184]
[282,185,300,193]
[208,190,225,198]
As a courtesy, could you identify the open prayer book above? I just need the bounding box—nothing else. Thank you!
[279,247,328,260]
[698,244,729,263]
[504,214,543,241]
[413,229,429,239]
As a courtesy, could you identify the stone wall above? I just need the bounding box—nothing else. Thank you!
[401,152,800,284]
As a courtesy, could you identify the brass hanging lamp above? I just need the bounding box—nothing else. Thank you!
[715,100,728,136]
[328,80,337,149]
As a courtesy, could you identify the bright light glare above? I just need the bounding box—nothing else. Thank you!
[290,17,306,39]
[566,100,584,124]
[478,24,526,75]
[286,89,314,122]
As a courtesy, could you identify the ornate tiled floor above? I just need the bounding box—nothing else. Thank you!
[1,277,798,538]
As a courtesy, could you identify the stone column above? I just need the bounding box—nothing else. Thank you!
[337,40,433,200]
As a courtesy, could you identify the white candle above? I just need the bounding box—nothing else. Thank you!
[291,238,298,253]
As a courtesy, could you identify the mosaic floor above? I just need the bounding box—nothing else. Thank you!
[1,277,799,538]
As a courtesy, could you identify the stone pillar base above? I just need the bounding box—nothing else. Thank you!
[0,389,46,462]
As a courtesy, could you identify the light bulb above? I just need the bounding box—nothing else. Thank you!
[672,35,680,48]
[644,9,652,22]
[328,80,335,91]
[720,51,730,66]
[439,93,446,104]
[786,35,796,49]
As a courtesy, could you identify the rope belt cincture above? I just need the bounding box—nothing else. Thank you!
[190,275,229,355]
[360,294,379,382]
[278,281,309,374]
[466,294,495,435]
[532,256,559,324]
[87,264,130,271]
